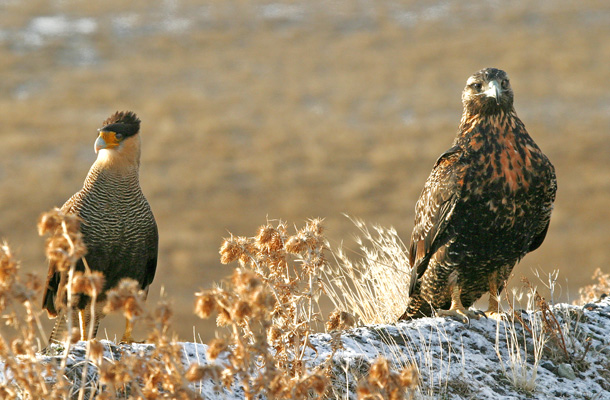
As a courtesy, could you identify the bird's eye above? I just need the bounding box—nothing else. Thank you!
[115,133,123,140]
[471,83,482,91]
[501,79,509,89]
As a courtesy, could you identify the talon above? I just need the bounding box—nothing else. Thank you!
[484,310,504,320]
[436,307,482,324]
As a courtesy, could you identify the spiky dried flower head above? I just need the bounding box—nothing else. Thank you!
[326,309,356,331]
[103,278,145,320]
[231,268,262,295]
[206,338,228,361]
[89,339,104,360]
[185,363,206,382]
[285,234,307,254]
[221,368,234,389]
[71,271,105,296]
[255,224,285,253]
[0,243,18,287]
[217,307,232,327]
[369,357,390,388]
[155,300,173,326]
[10,339,25,355]
[306,218,325,236]
[399,364,418,390]
[194,291,217,319]
[267,325,282,344]
[220,235,255,265]
[295,374,328,397]
[70,327,81,344]
[231,300,252,322]
[38,208,87,271]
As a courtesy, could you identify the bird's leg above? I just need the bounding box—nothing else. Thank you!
[436,284,484,323]
[78,309,88,340]
[485,274,503,320]
[120,318,135,344]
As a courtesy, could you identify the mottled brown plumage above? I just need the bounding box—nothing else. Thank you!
[400,68,556,321]
[43,111,158,343]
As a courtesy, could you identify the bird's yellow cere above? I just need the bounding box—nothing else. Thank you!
[95,130,120,152]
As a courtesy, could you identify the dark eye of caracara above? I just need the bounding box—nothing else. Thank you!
[99,111,141,138]
[470,82,482,91]
[501,79,510,89]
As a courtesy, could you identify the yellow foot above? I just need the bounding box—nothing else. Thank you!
[484,310,504,320]
[119,335,145,345]
[436,307,485,324]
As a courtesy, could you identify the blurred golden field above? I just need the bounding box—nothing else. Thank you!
[0,0,609,342]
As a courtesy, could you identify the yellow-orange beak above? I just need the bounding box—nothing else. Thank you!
[95,130,120,153]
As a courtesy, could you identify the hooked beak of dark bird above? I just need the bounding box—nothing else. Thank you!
[483,80,502,105]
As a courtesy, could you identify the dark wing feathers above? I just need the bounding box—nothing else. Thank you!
[408,147,465,295]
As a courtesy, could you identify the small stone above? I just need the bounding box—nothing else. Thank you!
[541,361,556,372]
[583,303,598,311]
[557,363,576,380]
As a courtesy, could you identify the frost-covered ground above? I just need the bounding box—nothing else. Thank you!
[9,297,608,399]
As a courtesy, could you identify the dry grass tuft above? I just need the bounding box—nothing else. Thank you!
[323,216,412,325]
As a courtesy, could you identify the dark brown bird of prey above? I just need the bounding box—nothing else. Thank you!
[400,68,556,321]
[43,111,158,343]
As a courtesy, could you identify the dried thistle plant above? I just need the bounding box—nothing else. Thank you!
[195,219,331,399]
[357,357,418,400]
[576,268,610,305]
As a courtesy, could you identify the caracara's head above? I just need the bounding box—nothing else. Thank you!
[95,111,141,167]
[462,68,514,115]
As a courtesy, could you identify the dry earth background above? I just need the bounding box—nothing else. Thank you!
[0,0,609,342]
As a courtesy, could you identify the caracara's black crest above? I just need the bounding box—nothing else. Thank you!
[100,111,141,137]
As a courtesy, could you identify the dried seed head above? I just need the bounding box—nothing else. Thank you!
[285,235,307,254]
[100,363,118,385]
[231,268,262,297]
[194,292,217,319]
[103,278,144,320]
[0,244,18,286]
[251,289,274,311]
[327,309,356,331]
[267,325,282,344]
[306,374,327,395]
[70,327,81,344]
[306,218,325,236]
[123,296,144,320]
[357,381,373,398]
[185,363,206,382]
[256,225,275,246]
[399,364,418,389]
[38,209,87,270]
[10,339,25,355]
[231,300,252,321]
[71,271,105,296]
[256,224,284,253]
[155,301,173,326]
[369,357,390,387]
[89,339,104,360]
[221,368,233,389]
[269,373,288,398]
[206,338,227,361]
[37,209,63,235]
[216,308,231,326]
[219,236,241,264]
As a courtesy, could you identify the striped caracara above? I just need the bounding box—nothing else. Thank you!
[400,68,556,321]
[43,111,158,343]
